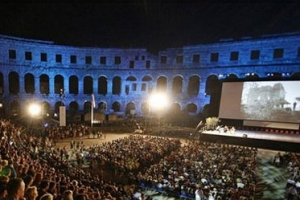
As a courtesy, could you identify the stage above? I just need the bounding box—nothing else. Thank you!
[200,130,300,153]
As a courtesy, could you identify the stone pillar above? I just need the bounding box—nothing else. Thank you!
[106,77,112,95]
[78,78,83,95]
[35,76,41,94]
[182,77,189,96]
[19,75,25,94]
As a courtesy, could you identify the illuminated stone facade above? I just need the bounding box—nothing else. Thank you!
[0,33,300,122]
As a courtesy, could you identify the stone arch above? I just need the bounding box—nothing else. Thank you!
[172,75,183,95]
[24,73,35,94]
[69,75,78,94]
[142,75,153,93]
[126,76,137,94]
[112,76,122,95]
[69,101,80,121]
[9,71,20,94]
[54,74,64,94]
[112,101,121,112]
[69,101,79,113]
[99,102,107,113]
[187,103,198,114]
[157,76,167,92]
[84,76,93,94]
[98,76,107,95]
[40,74,49,94]
[126,76,137,81]
[225,73,238,81]
[83,101,92,114]
[205,75,220,95]
[207,74,222,117]
[83,101,92,122]
[142,75,152,82]
[126,102,136,117]
[188,75,200,96]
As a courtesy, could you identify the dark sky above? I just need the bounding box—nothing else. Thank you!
[0,2,300,53]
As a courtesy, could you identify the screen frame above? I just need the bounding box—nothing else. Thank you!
[218,80,300,129]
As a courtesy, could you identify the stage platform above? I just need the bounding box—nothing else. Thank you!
[200,130,300,153]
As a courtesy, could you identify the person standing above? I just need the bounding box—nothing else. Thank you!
[4,178,25,200]
[24,186,38,200]
[293,102,297,111]
[286,184,298,200]
[195,187,204,200]
[62,190,73,200]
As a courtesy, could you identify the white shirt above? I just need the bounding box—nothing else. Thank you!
[195,189,203,200]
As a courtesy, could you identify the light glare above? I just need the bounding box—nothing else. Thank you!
[149,92,169,111]
[28,104,41,117]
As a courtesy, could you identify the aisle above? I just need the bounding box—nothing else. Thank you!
[54,133,131,149]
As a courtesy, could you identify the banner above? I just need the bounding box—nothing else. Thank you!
[59,106,66,126]
[91,94,96,108]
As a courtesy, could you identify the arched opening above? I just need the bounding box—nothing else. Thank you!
[98,76,107,95]
[157,76,167,92]
[84,76,93,94]
[112,76,121,95]
[54,75,64,94]
[40,74,49,94]
[69,75,79,94]
[9,72,20,94]
[188,75,200,96]
[112,102,121,112]
[172,76,183,95]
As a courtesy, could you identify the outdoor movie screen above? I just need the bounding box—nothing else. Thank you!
[218,80,300,124]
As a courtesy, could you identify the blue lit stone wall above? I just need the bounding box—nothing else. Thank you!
[0,33,299,121]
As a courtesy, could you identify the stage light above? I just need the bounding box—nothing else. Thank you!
[147,92,169,135]
[28,103,41,117]
[148,92,169,111]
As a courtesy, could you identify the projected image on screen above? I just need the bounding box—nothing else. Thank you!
[219,81,300,123]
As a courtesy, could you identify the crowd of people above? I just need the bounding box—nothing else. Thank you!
[0,119,299,200]
[272,152,300,200]
[0,119,135,200]
[137,141,258,199]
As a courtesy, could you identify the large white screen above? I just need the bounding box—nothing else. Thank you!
[219,80,300,124]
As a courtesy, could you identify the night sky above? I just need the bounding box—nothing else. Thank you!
[0,2,300,53]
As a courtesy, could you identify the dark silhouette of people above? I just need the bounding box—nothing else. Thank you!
[293,102,297,111]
